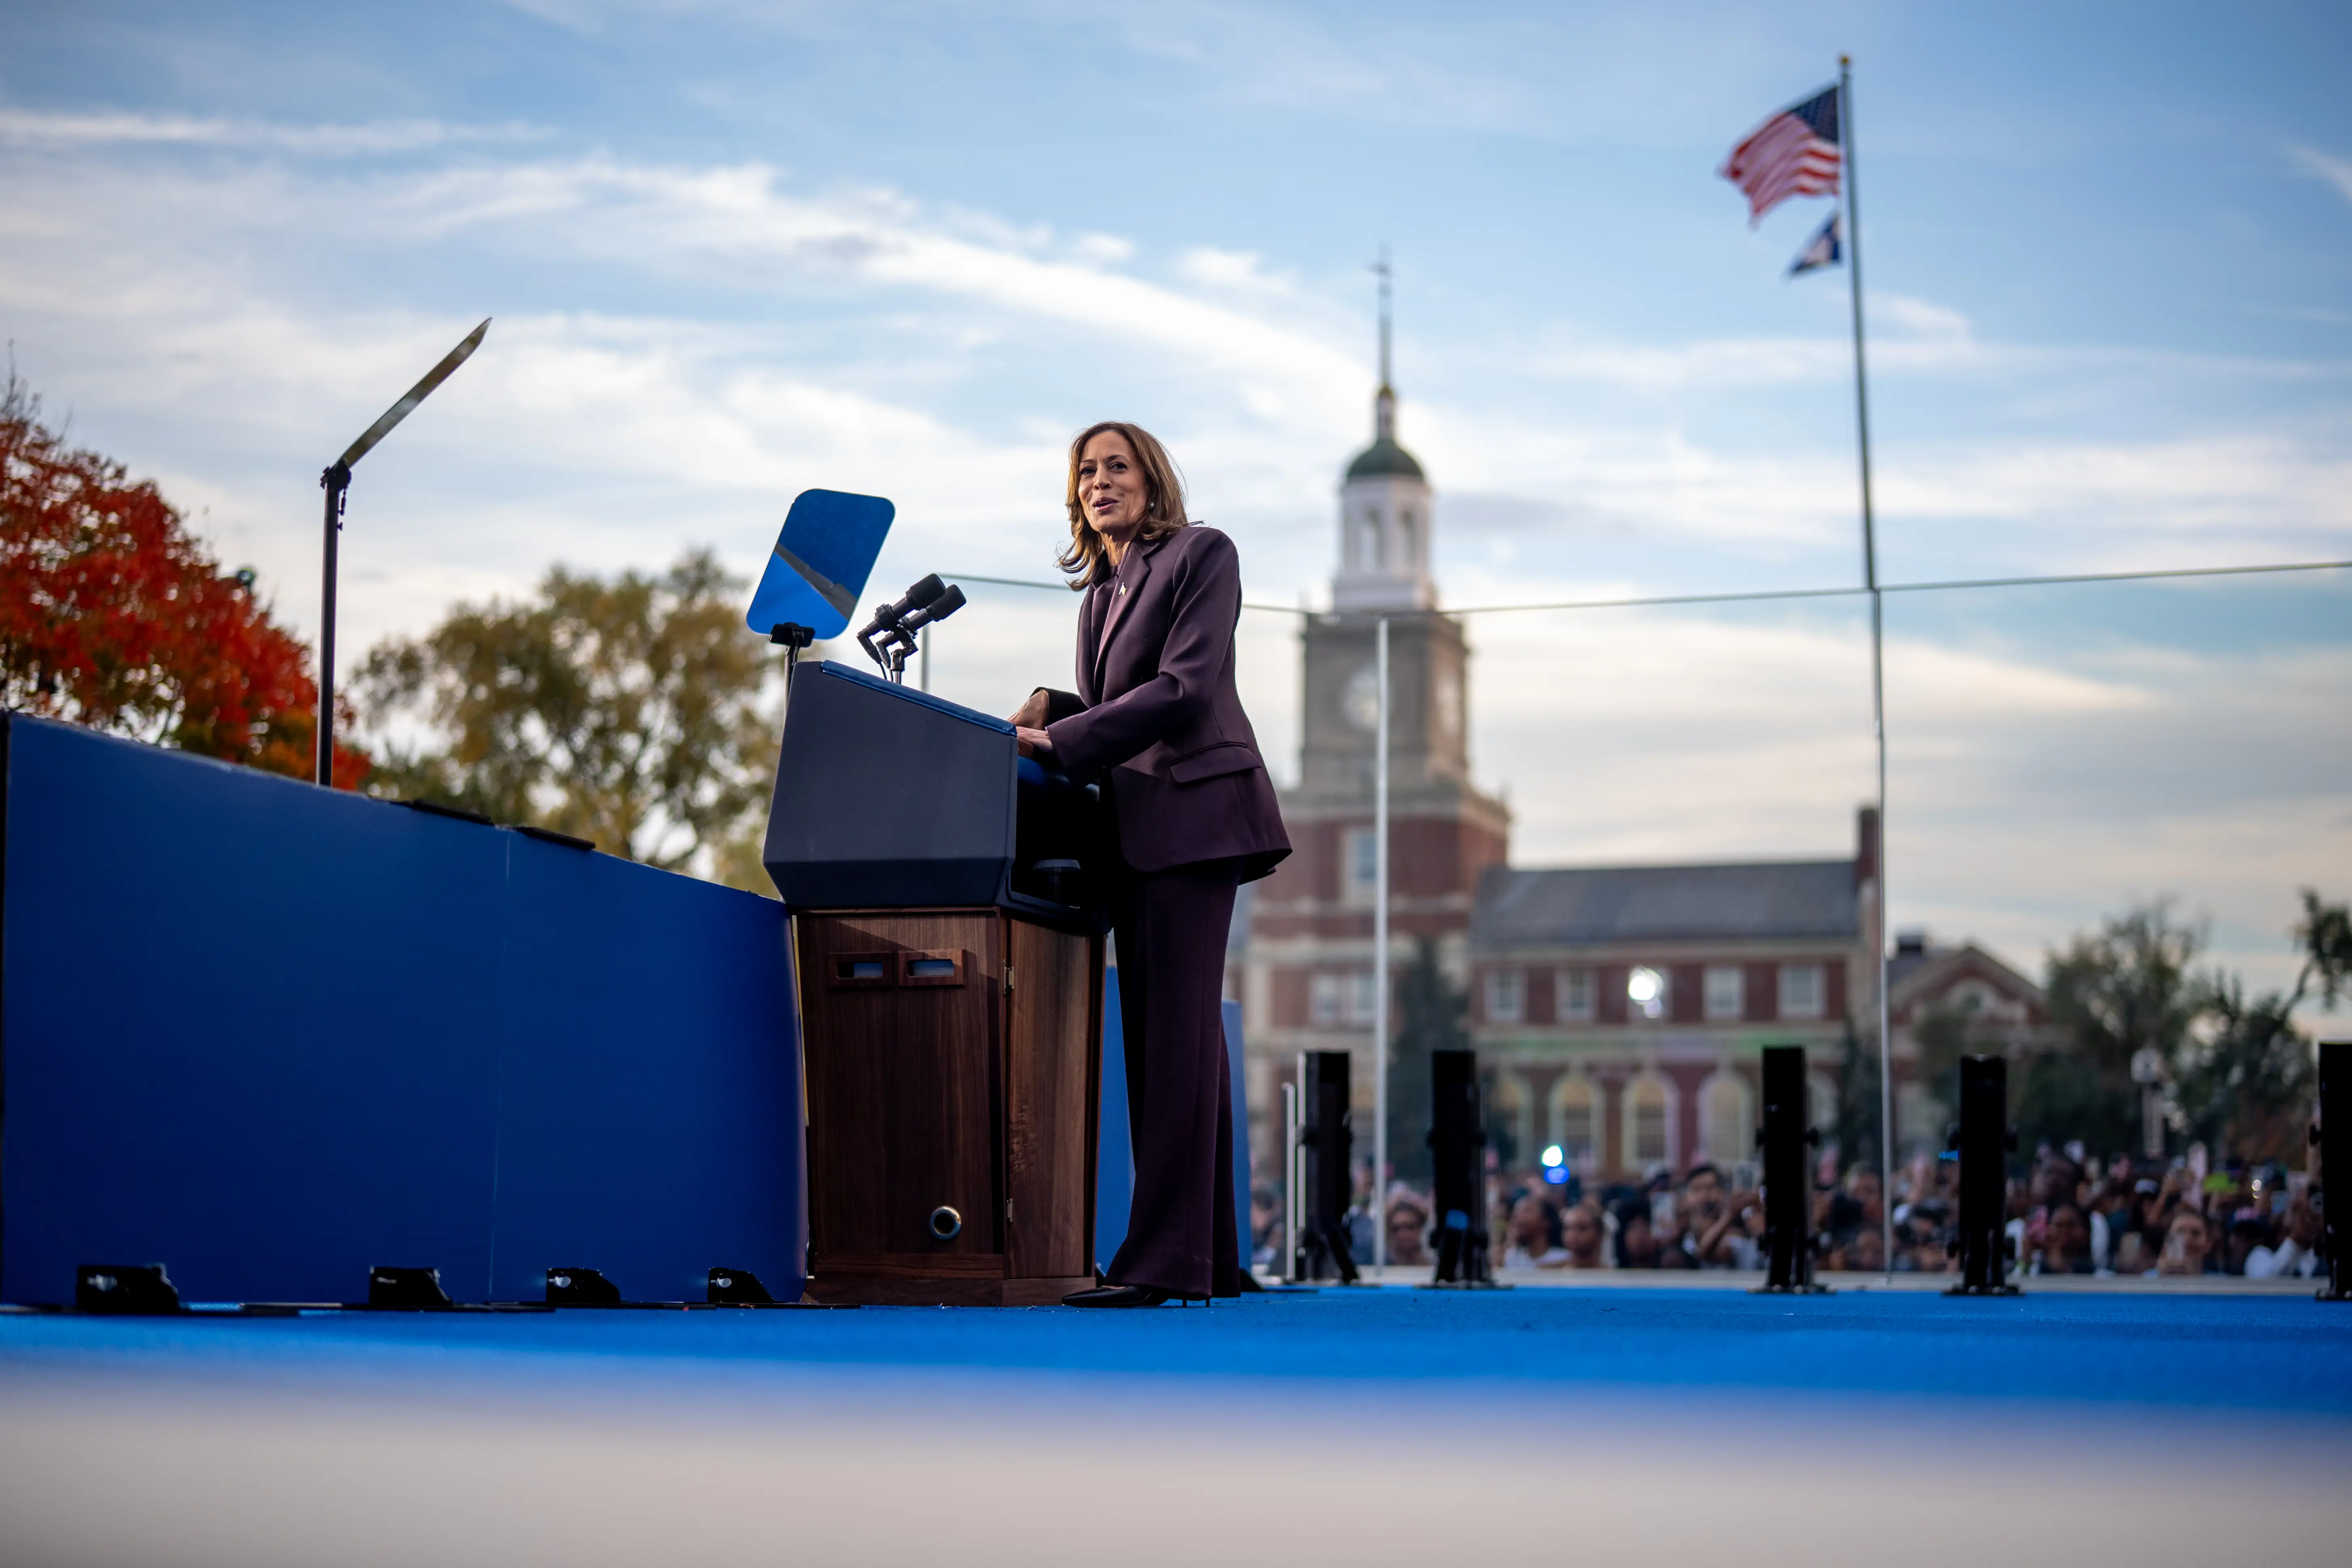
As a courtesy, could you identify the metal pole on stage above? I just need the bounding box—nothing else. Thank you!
[1373,613,1392,1275]
[313,318,491,786]
[1839,55,1895,1281]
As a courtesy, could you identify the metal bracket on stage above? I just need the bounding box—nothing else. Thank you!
[545,1266,625,1306]
[77,1263,182,1314]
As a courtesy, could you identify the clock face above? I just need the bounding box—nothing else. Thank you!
[1342,664,1381,731]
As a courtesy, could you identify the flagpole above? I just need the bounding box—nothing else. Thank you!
[1373,612,1391,1276]
[1840,53,1895,1283]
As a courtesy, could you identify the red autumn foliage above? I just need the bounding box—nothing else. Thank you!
[0,375,370,787]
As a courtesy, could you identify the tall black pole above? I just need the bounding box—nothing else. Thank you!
[316,463,349,786]
[1841,53,1894,1281]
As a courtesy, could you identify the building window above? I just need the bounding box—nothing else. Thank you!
[1627,965,1668,1022]
[1780,963,1825,1020]
[1702,1071,1752,1167]
[1556,968,1595,1022]
[1627,1075,1671,1169]
[1347,970,1379,1025]
[1310,973,1342,1026]
[1342,826,1378,895]
[1485,969,1524,1024]
[1553,1077,1596,1169]
[1704,965,1744,1021]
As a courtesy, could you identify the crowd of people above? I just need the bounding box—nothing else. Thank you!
[1249,1144,2327,1280]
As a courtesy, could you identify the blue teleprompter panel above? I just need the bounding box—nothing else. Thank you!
[489,837,803,1303]
[744,488,894,641]
[0,717,503,1305]
[0,714,805,1307]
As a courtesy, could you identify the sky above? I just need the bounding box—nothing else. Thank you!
[3,0,2348,1007]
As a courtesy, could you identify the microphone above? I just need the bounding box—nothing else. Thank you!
[860,575,965,680]
[857,574,946,644]
[899,583,966,633]
[858,574,948,675]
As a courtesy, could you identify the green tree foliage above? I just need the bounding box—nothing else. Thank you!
[1833,1016,1881,1172]
[2006,892,2350,1164]
[359,550,781,888]
[2169,890,2350,1162]
[1385,937,1469,1184]
[2029,901,2205,1157]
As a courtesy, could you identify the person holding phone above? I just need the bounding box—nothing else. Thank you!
[1010,422,1290,1308]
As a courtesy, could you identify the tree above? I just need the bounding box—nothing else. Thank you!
[1385,937,1469,1184]
[2169,890,2350,1162]
[1832,1015,1882,1174]
[2031,901,2204,1158]
[358,550,781,886]
[0,374,365,785]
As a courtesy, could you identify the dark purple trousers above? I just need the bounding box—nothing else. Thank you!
[1103,856,1243,1299]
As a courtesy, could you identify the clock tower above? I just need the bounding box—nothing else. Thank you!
[1238,276,1511,1162]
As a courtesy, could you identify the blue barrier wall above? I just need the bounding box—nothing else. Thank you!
[0,716,803,1306]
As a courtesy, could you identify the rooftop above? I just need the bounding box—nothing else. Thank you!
[1345,436,1425,482]
[1472,859,1860,946]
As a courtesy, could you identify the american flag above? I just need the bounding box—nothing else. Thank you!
[1719,84,1841,225]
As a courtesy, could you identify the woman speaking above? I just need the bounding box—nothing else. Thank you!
[1011,422,1290,1308]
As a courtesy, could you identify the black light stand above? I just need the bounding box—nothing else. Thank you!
[2317,1039,2347,1302]
[1426,1049,1498,1287]
[1753,1044,1829,1293]
[1946,1054,2020,1296]
[1292,1050,1361,1284]
[312,319,490,786]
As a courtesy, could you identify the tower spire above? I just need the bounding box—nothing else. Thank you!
[1372,243,1395,441]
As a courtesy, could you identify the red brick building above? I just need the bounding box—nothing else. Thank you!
[1466,817,1878,1181]
[1234,359,2040,1185]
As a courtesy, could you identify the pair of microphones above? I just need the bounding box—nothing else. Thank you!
[857,573,967,682]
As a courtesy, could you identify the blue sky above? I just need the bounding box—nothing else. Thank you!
[3,0,2347,1001]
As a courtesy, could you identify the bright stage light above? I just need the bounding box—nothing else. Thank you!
[1541,1144,1564,1168]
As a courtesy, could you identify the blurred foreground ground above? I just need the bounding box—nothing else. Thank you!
[3,1285,2347,1566]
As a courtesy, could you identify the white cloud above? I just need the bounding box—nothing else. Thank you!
[1175,247,1294,297]
[0,106,546,155]
[2288,142,2352,206]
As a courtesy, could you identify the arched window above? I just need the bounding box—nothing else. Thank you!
[1701,1069,1753,1168]
[1808,1072,1839,1139]
[1398,509,1417,567]
[1488,1070,1531,1170]
[1358,510,1384,570]
[1549,1075,1597,1172]
[1625,1073,1673,1171]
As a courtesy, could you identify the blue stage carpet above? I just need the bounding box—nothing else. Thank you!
[4,1288,2348,1565]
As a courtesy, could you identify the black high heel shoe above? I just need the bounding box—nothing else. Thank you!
[1060,1283,1208,1308]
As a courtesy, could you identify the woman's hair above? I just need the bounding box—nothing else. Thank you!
[1057,421,1189,587]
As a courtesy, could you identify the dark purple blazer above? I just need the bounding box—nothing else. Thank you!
[1040,525,1291,883]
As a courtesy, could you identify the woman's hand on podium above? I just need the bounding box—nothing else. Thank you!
[1015,727,1054,759]
[1007,689,1052,729]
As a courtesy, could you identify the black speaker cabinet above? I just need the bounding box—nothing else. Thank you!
[2318,1039,2347,1300]
[795,909,1103,1306]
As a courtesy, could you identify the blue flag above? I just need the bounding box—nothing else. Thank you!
[1788,212,1842,277]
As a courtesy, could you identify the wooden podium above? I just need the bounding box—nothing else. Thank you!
[764,662,1110,1307]
[795,907,1103,1306]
